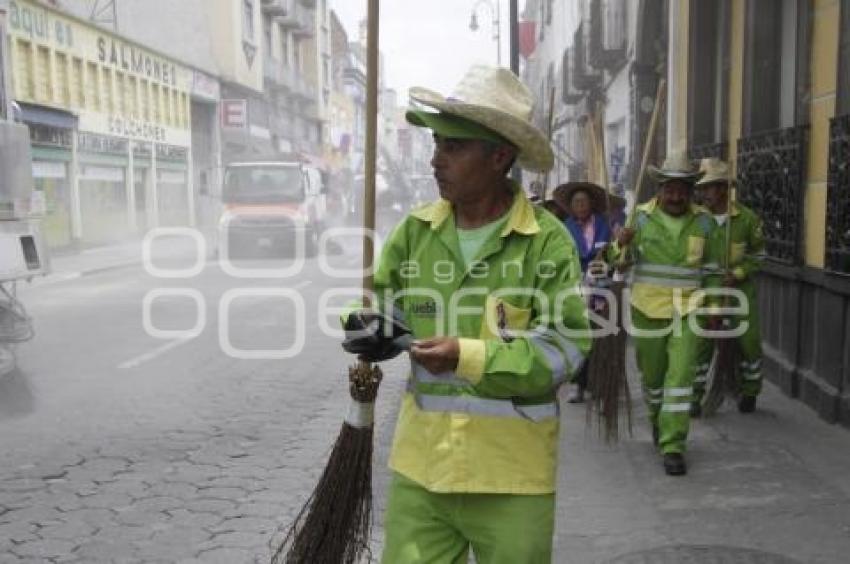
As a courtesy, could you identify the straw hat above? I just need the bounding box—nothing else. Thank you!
[647,150,704,184]
[695,157,734,187]
[406,65,554,172]
[554,181,609,213]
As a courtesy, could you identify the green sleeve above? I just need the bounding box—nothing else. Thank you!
[734,214,765,281]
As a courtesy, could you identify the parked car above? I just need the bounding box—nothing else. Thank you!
[214,160,327,258]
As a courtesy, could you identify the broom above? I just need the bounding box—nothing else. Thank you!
[586,80,666,442]
[270,2,383,562]
[702,184,741,416]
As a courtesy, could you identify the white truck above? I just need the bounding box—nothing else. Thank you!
[0,0,50,377]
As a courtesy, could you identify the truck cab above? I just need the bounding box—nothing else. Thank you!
[216,160,327,258]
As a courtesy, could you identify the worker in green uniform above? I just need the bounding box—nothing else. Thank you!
[693,158,766,414]
[616,151,716,476]
[341,65,590,563]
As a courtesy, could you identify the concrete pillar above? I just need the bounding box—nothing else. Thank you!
[126,142,137,231]
[69,132,83,240]
[667,0,690,154]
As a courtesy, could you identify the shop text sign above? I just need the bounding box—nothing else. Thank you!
[8,0,190,91]
[108,116,167,142]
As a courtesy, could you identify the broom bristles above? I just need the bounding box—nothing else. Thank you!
[586,280,633,443]
[702,337,740,417]
[271,363,382,564]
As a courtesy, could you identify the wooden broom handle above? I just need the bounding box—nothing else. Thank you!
[361,0,380,305]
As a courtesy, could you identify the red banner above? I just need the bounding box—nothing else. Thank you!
[519,21,537,58]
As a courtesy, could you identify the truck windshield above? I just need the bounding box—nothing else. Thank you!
[223,166,305,204]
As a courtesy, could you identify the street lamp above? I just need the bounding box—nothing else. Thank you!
[469,0,501,67]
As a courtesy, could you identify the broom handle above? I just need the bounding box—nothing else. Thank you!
[541,86,556,201]
[615,79,666,266]
[361,0,380,305]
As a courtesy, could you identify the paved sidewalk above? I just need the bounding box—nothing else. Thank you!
[25,233,208,288]
[553,351,850,564]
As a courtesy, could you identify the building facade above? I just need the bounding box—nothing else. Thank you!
[521,0,666,205]
[670,0,850,427]
[8,0,194,247]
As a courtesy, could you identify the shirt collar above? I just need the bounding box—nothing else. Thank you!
[410,182,540,237]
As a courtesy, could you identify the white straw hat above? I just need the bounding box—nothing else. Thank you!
[406,65,554,172]
[695,157,734,187]
[648,150,704,184]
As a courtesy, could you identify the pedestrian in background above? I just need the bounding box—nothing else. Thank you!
[615,151,717,476]
[693,158,766,415]
[555,181,614,403]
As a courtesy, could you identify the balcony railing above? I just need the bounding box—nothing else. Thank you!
[261,0,290,17]
[736,125,808,265]
[572,23,603,91]
[826,114,850,274]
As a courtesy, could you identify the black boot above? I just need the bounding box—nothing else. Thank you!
[652,425,659,447]
[663,453,687,476]
[690,402,702,418]
[738,395,757,413]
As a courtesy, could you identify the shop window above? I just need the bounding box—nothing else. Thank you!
[35,45,50,103]
[85,62,100,112]
[742,0,810,134]
[102,68,114,114]
[243,0,256,42]
[115,72,126,116]
[688,0,730,155]
[71,58,83,109]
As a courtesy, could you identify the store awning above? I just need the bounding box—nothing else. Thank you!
[17,102,78,130]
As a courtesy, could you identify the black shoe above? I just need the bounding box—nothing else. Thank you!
[663,453,687,476]
[652,425,659,447]
[738,395,757,413]
[690,402,702,418]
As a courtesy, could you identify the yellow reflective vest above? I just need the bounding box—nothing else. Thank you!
[618,198,717,319]
[374,189,590,494]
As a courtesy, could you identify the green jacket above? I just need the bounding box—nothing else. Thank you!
[374,188,590,494]
[612,198,718,319]
[704,201,766,296]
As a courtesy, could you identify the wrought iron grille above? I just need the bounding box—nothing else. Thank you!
[826,114,850,274]
[689,142,728,161]
[736,125,808,264]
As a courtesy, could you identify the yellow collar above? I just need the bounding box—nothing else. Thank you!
[411,185,540,237]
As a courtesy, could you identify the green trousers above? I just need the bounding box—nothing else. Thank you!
[694,298,763,401]
[382,473,555,564]
[631,308,698,455]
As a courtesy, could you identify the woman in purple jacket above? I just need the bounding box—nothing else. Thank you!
[554,182,614,403]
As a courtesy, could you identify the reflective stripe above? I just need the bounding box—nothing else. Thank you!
[414,393,559,422]
[644,387,663,397]
[694,376,708,384]
[739,359,762,371]
[529,329,586,374]
[632,275,701,289]
[664,387,693,397]
[661,402,692,413]
[702,263,721,271]
[636,263,703,277]
[529,338,568,386]
[647,397,663,405]
[412,362,469,387]
[742,372,762,381]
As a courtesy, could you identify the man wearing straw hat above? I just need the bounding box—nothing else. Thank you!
[616,150,717,476]
[343,65,590,563]
[693,157,766,414]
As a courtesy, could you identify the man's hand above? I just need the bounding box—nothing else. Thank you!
[616,227,636,247]
[410,337,460,375]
